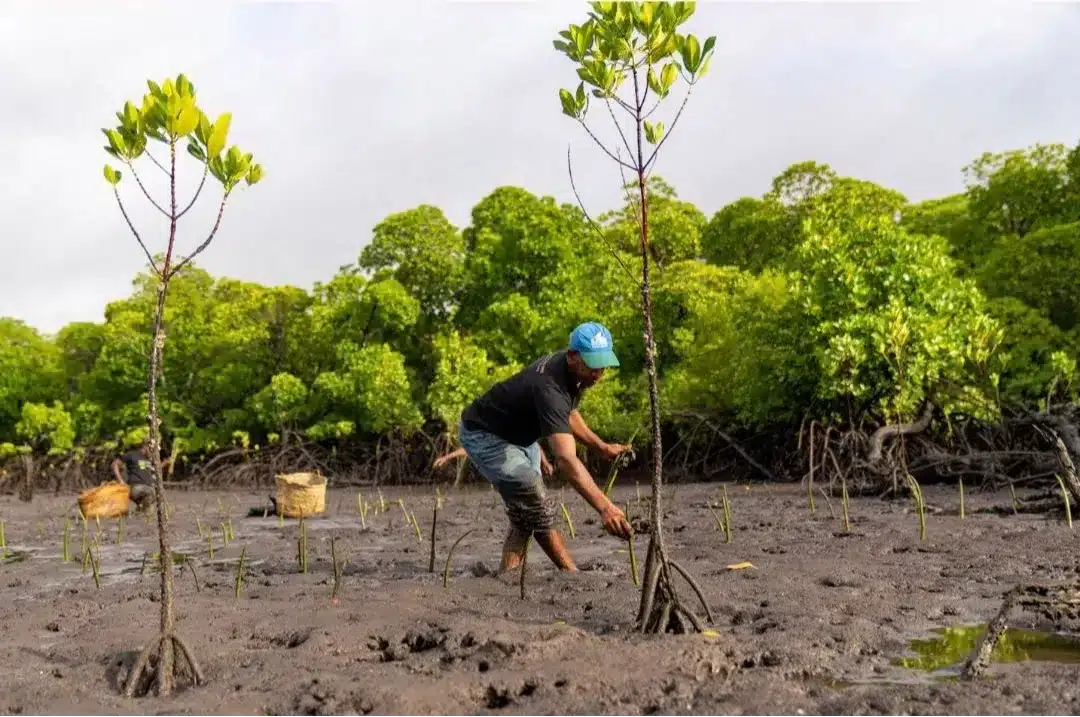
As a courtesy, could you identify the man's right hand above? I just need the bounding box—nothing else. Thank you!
[599,504,633,539]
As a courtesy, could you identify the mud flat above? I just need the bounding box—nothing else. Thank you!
[2,480,1080,715]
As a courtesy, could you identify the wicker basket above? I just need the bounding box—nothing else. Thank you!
[78,481,131,519]
[275,472,327,518]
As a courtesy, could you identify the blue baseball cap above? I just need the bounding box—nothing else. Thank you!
[568,322,620,369]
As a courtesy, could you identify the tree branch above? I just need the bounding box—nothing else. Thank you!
[145,151,170,177]
[576,119,638,171]
[126,163,170,219]
[169,191,231,278]
[604,99,635,161]
[114,187,160,276]
[177,164,210,221]
[643,85,695,173]
[567,146,638,283]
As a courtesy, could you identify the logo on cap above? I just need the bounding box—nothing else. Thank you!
[591,332,609,349]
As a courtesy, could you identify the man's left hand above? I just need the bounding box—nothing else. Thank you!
[600,443,631,461]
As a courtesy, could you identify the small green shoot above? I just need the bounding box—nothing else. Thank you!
[443,528,475,589]
[1056,475,1073,529]
[841,478,851,533]
[428,500,438,573]
[330,536,345,599]
[410,510,423,544]
[62,518,71,563]
[722,485,733,544]
[234,546,246,599]
[116,515,124,545]
[904,473,927,542]
[1009,483,1020,514]
[0,520,6,559]
[959,478,965,519]
[625,502,639,586]
[560,502,576,539]
[206,533,214,560]
[297,515,308,573]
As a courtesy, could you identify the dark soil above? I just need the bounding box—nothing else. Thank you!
[1,480,1079,715]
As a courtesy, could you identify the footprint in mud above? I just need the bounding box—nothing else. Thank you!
[250,628,312,650]
[482,679,539,710]
[274,677,375,716]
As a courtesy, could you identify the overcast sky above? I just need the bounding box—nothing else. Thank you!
[2,0,1078,334]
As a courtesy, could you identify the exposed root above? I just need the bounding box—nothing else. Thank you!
[669,558,714,624]
[636,538,707,634]
[963,579,1080,680]
[122,632,204,698]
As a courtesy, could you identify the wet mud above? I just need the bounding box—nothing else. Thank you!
[2,480,1080,714]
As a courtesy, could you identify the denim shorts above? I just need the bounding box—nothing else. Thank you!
[458,421,557,533]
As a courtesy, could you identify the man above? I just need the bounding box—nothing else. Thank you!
[111,441,156,513]
[452,321,634,573]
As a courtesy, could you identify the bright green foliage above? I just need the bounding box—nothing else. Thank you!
[602,177,706,268]
[0,319,61,442]
[314,342,422,435]
[16,402,75,455]
[360,205,465,323]
[979,221,1080,332]
[793,184,1002,421]
[964,144,1077,239]
[252,373,311,434]
[3,119,1080,471]
[427,331,519,437]
[104,74,262,194]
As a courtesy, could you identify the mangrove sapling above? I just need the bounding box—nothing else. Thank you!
[196,516,205,539]
[105,74,261,698]
[186,560,201,593]
[297,516,308,574]
[428,500,438,573]
[378,489,387,513]
[626,503,639,587]
[959,478,965,520]
[1055,475,1073,529]
[116,515,125,545]
[555,2,716,633]
[560,502,576,539]
[85,543,101,590]
[520,535,530,601]
[234,547,246,599]
[220,522,229,548]
[904,474,927,543]
[0,520,6,560]
[1009,483,1020,514]
[62,518,71,563]
[722,485,732,544]
[206,534,214,560]
[443,528,476,589]
[841,479,851,533]
[817,487,835,520]
[330,537,345,599]
[140,551,150,578]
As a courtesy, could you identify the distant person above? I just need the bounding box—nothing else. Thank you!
[111,441,156,513]
[433,322,633,573]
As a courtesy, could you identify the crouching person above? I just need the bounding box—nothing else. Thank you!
[111,441,156,513]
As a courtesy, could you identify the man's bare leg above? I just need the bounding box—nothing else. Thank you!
[533,528,577,571]
[500,525,529,572]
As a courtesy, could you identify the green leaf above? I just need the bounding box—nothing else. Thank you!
[103,164,122,185]
[207,112,231,158]
[559,88,577,117]
[245,163,264,186]
[661,62,678,91]
[681,34,702,74]
[647,67,662,96]
[187,142,206,162]
[644,120,664,145]
[703,35,716,58]
[575,81,586,107]
[553,39,571,54]
[173,105,200,137]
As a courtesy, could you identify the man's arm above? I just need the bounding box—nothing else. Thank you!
[432,446,466,470]
[111,458,126,483]
[569,409,630,460]
[546,432,632,538]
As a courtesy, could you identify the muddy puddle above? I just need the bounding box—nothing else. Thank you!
[894,623,1080,675]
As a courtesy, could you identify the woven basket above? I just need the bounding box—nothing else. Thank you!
[275,472,327,518]
[78,481,131,519]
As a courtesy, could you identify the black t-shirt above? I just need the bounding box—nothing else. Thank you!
[462,350,582,447]
[122,450,154,486]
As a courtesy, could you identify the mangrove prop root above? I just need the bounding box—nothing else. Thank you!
[962,586,1021,680]
[962,580,1080,680]
[443,528,475,589]
[122,632,205,698]
[636,539,660,627]
[669,559,713,624]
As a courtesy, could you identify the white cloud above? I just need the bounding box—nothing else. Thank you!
[0,0,1076,333]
